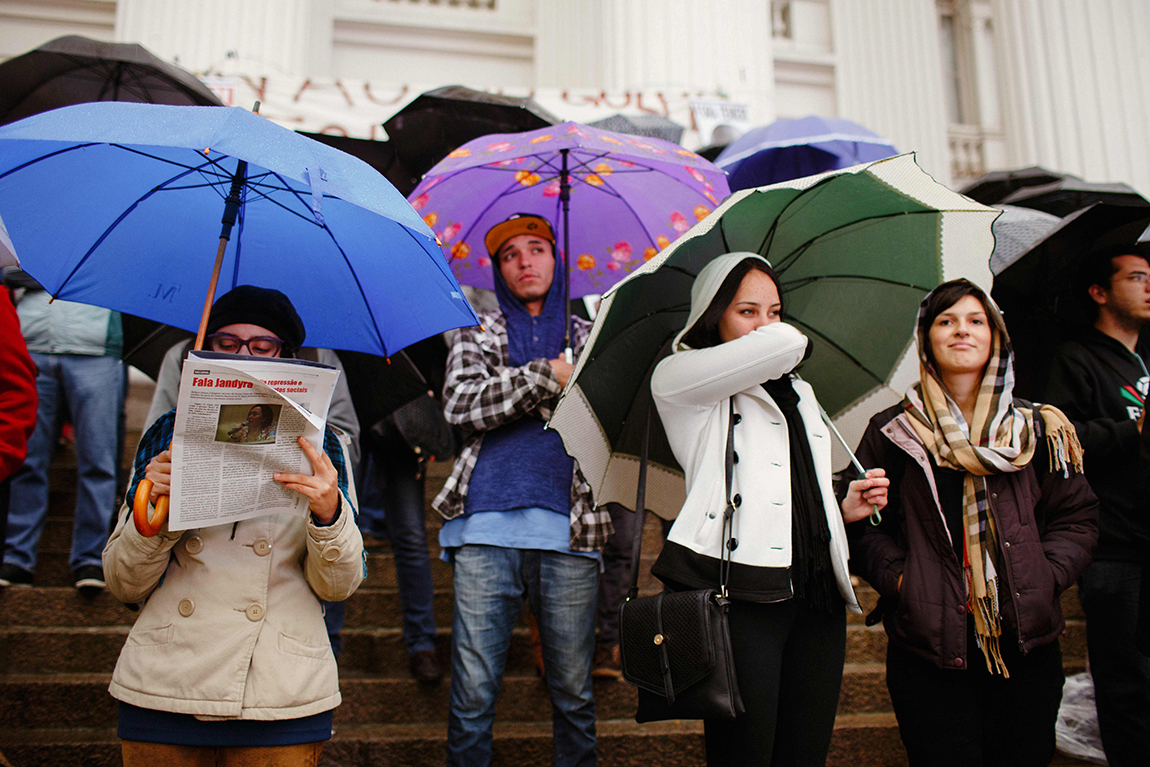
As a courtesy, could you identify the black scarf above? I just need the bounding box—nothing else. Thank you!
[762,376,839,614]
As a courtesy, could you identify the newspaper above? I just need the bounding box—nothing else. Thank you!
[168,351,340,531]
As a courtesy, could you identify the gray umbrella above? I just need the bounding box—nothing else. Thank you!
[989,205,1061,276]
[589,113,686,145]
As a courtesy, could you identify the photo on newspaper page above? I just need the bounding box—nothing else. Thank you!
[168,351,340,531]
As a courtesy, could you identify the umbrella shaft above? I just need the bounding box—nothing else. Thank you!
[194,236,230,351]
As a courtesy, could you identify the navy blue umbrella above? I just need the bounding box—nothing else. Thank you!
[716,115,897,192]
[0,102,478,358]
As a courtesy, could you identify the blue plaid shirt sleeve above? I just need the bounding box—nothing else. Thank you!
[126,410,176,504]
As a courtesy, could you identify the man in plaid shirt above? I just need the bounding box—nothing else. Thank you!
[435,214,610,767]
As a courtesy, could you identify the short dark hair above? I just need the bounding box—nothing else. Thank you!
[1077,248,1149,318]
[918,280,991,370]
[680,258,782,349]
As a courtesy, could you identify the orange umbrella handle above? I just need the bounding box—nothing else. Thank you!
[133,480,169,537]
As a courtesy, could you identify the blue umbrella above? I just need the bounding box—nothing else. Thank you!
[0,102,478,357]
[715,115,897,191]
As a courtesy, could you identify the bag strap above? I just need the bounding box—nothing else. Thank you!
[719,398,737,598]
[626,399,737,600]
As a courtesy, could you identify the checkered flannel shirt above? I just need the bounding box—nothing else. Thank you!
[432,310,612,552]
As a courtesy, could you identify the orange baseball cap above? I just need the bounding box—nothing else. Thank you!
[484,214,555,257]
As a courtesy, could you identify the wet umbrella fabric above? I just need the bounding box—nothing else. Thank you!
[548,153,998,518]
[959,166,1066,206]
[715,116,897,192]
[588,113,686,145]
[988,205,1061,276]
[999,177,1149,218]
[384,85,560,178]
[409,121,730,299]
[991,203,1150,398]
[0,35,221,125]
[0,102,478,358]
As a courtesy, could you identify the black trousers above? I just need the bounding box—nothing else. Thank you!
[886,622,1064,767]
[703,597,846,767]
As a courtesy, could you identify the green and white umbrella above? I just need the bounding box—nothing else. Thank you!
[549,153,998,519]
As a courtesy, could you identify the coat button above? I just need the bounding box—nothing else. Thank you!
[956,605,965,615]
[1003,541,1010,548]
[732,451,739,464]
[253,539,272,557]
[246,604,265,621]
[732,494,742,507]
[322,547,341,562]
[185,536,203,554]
[178,598,195,617]
[954,657,964,667]
[732,413,742,425]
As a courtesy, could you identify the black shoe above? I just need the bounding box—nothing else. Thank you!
[74,564,106,594]
[409,650,443,686]
[0,563,33,588]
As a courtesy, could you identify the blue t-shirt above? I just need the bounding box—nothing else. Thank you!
[439,506,598,561]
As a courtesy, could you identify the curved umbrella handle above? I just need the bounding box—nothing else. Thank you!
[133,480,169,537]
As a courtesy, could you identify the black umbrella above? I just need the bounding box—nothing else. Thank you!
[959,166,1066,205]
[992,203,1150,397]
[0,35,221,125]
[383,85,560,177]
[1000,177,1149,218]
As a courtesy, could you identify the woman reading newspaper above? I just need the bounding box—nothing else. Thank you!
[102,285,364,767]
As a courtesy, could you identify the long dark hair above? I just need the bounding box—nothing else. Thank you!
[680,257,783,349]
[917,279,992,370]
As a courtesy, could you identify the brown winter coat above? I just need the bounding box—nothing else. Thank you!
[847,403,1098,670]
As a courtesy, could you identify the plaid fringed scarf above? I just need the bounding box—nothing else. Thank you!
[902,283,1083,677]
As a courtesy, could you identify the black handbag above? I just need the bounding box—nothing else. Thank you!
[618,401,745,722]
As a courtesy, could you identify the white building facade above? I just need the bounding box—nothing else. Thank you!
[1,0,1148,192]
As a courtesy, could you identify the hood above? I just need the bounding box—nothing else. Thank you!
[673,251,771,352]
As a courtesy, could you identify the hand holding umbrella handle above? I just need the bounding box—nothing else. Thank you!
[804,380,883,525]
[132,440,174,537]
[133,481,169,537]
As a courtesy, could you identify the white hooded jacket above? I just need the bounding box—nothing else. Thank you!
[650,252,859,611]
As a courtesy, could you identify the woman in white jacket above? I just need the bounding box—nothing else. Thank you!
[650,252,888,765]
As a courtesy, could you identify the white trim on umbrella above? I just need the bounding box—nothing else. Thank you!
[716,132,895,168]
[0,212,17,268]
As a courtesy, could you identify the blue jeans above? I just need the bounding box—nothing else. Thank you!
[1079,560,1150,767]
[358,448,437,655]
[447,545,598,767]
[5,354,124,572]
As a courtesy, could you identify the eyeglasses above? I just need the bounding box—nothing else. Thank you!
[206,333,284,356]
[1120,273,1150,285]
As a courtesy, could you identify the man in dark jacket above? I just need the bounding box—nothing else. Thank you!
[1039,246,1150,767]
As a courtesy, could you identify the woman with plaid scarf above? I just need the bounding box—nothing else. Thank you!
[846,279,1099,766]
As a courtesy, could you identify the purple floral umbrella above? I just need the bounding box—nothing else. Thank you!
[408,121,730,304]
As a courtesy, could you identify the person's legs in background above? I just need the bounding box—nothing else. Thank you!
[1079,560,1150,767]
[63,354,124,589]
[531,550,599,767]
[375,440,440,684]
[2,352,63,584]
[592,502,640,678]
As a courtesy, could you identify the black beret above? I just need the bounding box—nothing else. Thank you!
[205,285,306,352]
